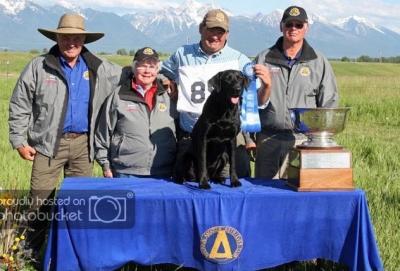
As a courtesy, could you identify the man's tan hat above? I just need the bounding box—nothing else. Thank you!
[38,13,104,44]
[202,9,229,31]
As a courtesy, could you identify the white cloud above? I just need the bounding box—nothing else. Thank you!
[36,0,178,12]
[296,0,400,32]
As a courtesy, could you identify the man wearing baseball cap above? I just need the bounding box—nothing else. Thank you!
[8,13,121,266]
[95,47,178,179]
[254,6,339,179]
[161,9,272,181]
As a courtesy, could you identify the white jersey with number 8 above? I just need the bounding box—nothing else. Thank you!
[177,60,239,114]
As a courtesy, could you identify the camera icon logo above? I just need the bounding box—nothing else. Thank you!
[88,195,127,223]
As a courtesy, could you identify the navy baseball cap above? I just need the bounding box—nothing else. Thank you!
[133,47,159,62]
[281,6,308,23]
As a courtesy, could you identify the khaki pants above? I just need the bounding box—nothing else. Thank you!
[255,132,306,179]
[28,134,93,252]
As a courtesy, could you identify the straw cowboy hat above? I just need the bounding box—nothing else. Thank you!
[38,13,104,44]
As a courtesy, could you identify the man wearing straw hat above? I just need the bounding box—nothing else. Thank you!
[8,13,120,264]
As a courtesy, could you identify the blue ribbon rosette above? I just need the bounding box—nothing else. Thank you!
[240,62,261,132]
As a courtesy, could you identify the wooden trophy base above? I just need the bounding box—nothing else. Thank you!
[287,147,354,191]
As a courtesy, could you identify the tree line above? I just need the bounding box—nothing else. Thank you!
[5,48,400,63]
[338,55,400,63]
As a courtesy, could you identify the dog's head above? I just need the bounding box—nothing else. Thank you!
[208,70,249,105]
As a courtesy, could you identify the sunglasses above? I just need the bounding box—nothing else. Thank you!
[284,22,304,29]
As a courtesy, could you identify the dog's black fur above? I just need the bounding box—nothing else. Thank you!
[175,70,248,189]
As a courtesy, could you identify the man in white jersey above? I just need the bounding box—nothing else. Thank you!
[161,9,271,178]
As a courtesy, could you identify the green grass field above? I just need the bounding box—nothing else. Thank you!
[0,52,399,270]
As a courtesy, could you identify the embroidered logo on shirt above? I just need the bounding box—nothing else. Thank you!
[126,104,139,112]
[158,103,167,112]
[300,66,311,77]
[289,7,300,16]
[269,67,280,74]
[44,75,57,84]
[83,70,89,80]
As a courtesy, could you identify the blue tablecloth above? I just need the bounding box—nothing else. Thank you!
[43,177,383,271]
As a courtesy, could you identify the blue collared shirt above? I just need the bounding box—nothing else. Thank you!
[284,48,302,68]
[60,55,90,133]
[161,43,251,132]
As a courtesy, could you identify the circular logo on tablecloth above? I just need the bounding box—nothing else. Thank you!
[200,226,243,263]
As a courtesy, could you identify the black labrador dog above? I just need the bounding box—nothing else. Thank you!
[175,70,248,189]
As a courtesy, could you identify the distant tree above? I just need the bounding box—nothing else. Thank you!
[42,48,48,54]
[341,56,350,62]
[29,49,40,54]
[357,55,372,62]
[129,49,135,56]
[341,55,400,63]
[116,49,128,55]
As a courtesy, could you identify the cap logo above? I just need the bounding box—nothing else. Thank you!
[289,8,300,16]
[215,12,225,22]
[143,48,154,55]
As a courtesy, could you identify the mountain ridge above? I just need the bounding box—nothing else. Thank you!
[1,0,400,57]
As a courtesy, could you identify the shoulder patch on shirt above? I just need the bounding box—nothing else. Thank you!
[158,103,167,112]
[83,70,89,80]
[299,66,311,77]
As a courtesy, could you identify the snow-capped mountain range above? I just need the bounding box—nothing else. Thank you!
[1,0,400,57]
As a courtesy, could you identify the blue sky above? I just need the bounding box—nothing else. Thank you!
[34,0,400,33]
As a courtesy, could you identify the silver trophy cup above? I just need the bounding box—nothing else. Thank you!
[290,108,350,148]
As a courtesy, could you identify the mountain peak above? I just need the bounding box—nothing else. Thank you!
[54,0,82,14]
[253,10,282,26]
[334,15,384,34]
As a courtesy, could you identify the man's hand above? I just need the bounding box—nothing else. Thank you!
[103,169,113,178]
[254,64,271,87]
[254,64,272,105]
[162,79,178,101]
[246,142,257,162]
[17,145,36,161]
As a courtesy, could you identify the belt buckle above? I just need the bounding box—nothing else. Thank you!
[63,133,82,140]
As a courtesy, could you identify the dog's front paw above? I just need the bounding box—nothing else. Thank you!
[199,182,211,189]
[174,178,184,185]
[199,177,211,189]
[230,178,242,188]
